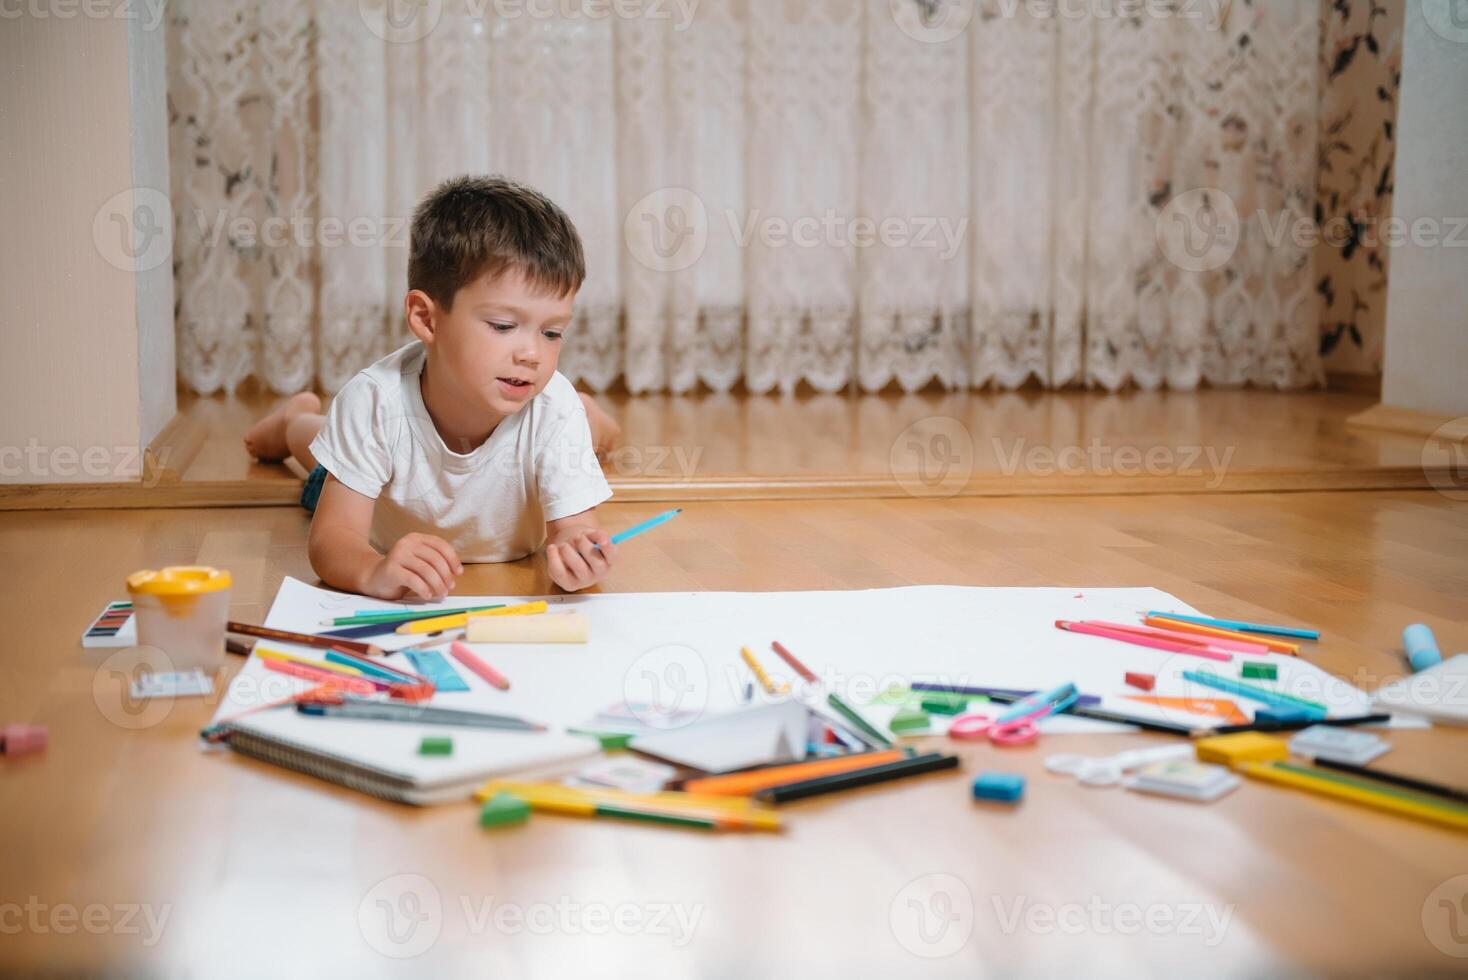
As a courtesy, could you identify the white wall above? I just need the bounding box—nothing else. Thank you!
[1380,1,1468,418]
[0,5,174,485]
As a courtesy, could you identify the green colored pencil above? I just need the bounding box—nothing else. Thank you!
[330,604,504,627]
[826,692,894,748]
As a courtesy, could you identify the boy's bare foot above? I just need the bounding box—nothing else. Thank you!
[244,392,322,461]
[578,393,622,459]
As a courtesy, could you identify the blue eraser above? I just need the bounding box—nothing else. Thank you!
[1404,623,1442,673]
[972,771,1025,803]
[1255,705,1314,725]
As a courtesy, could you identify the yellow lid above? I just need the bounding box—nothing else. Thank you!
[126,565,232,596]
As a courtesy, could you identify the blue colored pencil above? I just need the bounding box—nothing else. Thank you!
[1146,610,1320,641]
[607,508,683,546]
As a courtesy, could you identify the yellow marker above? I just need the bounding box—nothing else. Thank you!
[475,781,782,832]
[254,646,366,677]
[740,646,789,696]
[1240,762,1468,833]
[397,600,549,635]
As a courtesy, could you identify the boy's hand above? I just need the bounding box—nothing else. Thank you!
[363,532,463,600]
[546,530,615,592]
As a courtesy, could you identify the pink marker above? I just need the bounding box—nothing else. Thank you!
[451,641,510,691]
[1055,620,1234,662]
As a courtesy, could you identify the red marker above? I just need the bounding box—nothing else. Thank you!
[451,641,510,691]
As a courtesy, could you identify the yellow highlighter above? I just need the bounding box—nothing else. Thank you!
[397,600,549,635]
[1240,761,1468,833]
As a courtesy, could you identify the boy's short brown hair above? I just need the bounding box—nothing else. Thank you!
[409,174,585,308]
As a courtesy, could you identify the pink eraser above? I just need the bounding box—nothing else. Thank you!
[1,724,47,757]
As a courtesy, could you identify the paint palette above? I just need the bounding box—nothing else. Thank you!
[81,600,137,648]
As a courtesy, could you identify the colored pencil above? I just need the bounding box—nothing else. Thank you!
[395,629,465,652]
[608,508,682,546]
[397,600,548,635]
[228,621,383,658]
[770,641,818,683]
[1307,757,1468,807]
[323,649,422,685]
[1085,620,1270,655]
[1195,713,1391,736]
[1144,615,1300,655]
[257,656,378,694]
[756,752,960,804]
[331,604,505,627]
[740,646,787,695]
[1240,761,1468,832]
[826,692,893,748]
[681,750,908,796]
[908,683,1103,708]
[1146,610,1318,641]
[1057,620,1233,661]
[450,640,510,691]
[297,696,544,732]
[1181,670,1327,714]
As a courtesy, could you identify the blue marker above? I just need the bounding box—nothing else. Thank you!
[996,682,1077,723]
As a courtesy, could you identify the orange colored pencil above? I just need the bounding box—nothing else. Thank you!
[1145,615,1299,655]
[682,750,906,797]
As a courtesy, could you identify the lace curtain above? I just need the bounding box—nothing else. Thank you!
[168,0,1323,395]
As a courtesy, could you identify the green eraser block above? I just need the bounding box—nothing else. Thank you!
[568,728,634,751]
[920,692,971,715]
[1241,662,1277,680]
[479,791,531,828]
[419,736,453,756]
[890,707,931,733]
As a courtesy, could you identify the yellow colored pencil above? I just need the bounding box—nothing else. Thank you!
[397,600,549,634]
[479,780,770,814]
[740,646,788,695]
[1146,616,1300,655]
[254,646,366,677]
[1240,762,1468,832]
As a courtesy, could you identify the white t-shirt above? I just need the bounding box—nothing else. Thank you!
[309,342,612,562]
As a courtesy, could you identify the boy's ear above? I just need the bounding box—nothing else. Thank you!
[404,290,439,345]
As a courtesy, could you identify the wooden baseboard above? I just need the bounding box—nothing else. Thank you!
[1346,403,1467,440]
[142,413,208,485]
[0,464,1452,510]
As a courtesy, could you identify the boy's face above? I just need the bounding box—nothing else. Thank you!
[420,266,575,419]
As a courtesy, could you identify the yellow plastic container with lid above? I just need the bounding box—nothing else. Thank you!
[125,566,232,670]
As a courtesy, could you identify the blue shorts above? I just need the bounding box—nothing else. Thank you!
[300,464,329,512]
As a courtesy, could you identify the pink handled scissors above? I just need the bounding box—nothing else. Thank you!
[948,690,1080,746]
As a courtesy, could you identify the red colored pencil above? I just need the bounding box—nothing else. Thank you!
[770,641,817,683]
[1079,620,1269,655]
[451,641,510,691]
